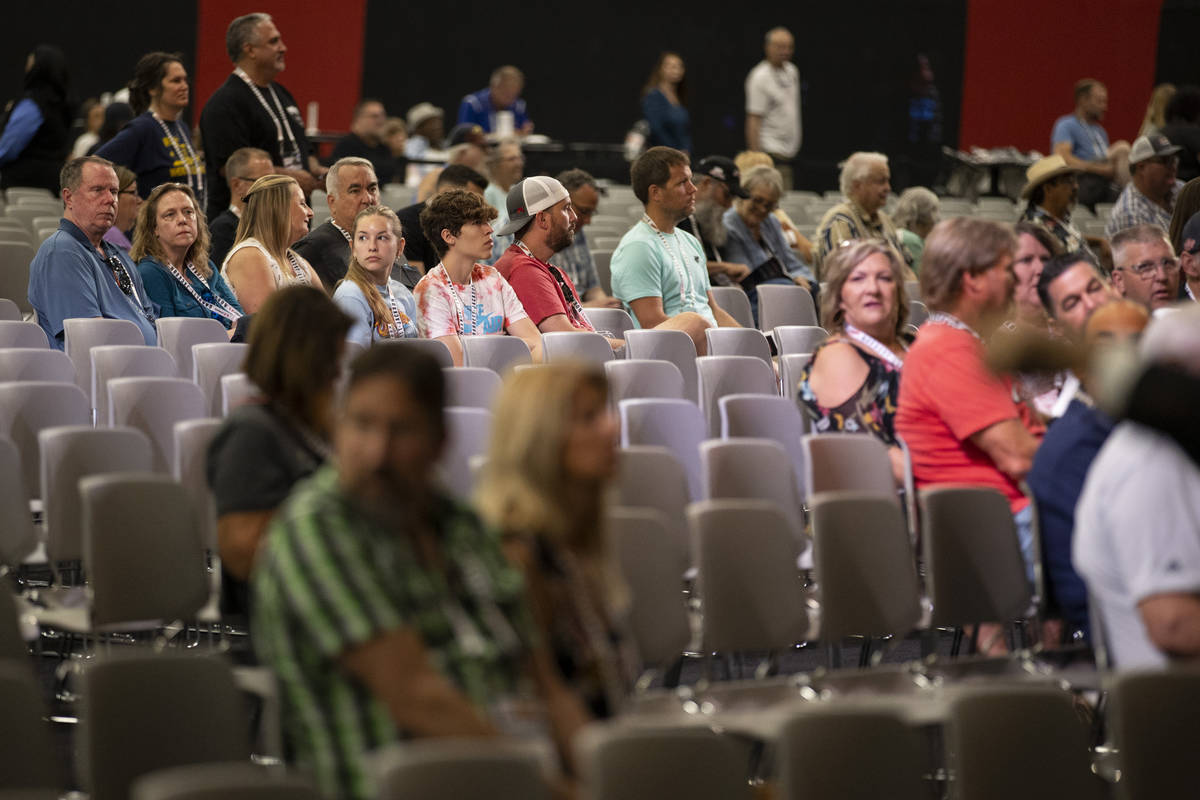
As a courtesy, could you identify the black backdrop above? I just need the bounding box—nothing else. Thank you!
[1156,0,1200,86]
[362,0,967,190]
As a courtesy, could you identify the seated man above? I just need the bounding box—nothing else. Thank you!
[493,177,622,351]
[1027,300,1149,641]
[1105,134,1183,237]
[1037,251,1116,341]
[294,157,383,290]
[896,217,1044,576]
[549,168,622,308]
[1051,78,1130,207]
[28,156,157,349]
[610,146,740,355]
[1110,223,1181,313]
[458,66,533,135]
[209,147,274,268]
[398,164,488,274]
[1074,305,1200,667]
[252,345,588,800]
[677,155,753,286]
[329,99,397,184]
[813,151,914,279]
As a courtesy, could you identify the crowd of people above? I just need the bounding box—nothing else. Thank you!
[5,11,1200,800]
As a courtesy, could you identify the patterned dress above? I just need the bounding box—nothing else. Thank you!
[797,337,902,445]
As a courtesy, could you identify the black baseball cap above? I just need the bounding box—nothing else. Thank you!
[694,156,749,198]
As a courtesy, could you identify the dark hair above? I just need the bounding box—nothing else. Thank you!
[243,285,352,435]
[1037,251,1100,316]
[642,51,688,106]
[436,164,488,192]
[127,52,183,115]
[1170,177,1200,252]
[60,155,115,194]
[419,188,498,258]
[226,12,272,63]
[93,102,134,149]
[1165,85,1200,125]
[346,344,446,444]
[557,168,597,193]
[1014,221,1063,257]
[1074,78,1102,104]
[354,98,384,118]
[21,45,70,124]
[631,146,689,204]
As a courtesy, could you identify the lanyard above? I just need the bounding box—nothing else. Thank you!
[514,241,593,330]
[332,220,352,242]
[162,260,242,323]
[844,324,905,370]
[233,68,302,168]
[284,250,311,285]
[377,282,411,339]
[152,113,205,207]
[435,263,478,334]
[926,311,981,340]
[641,214,692,305]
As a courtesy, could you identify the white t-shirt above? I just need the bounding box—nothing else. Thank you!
[745,60,802,158]
[412,262,528,338]
[1073,422,1200,668]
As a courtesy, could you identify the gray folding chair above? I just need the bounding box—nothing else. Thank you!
[0,298,22,321]
[220,373,258,415]
[0,242,35,315]
[623,328,698,402]
[775,708,927,800]
[132,763,322,800]
[0,381,90,500]
[442,366,502,410]
[779,353,811,403]
[704,327,772,367]
[618,398,705,500]
[708,286,753,329]
[0,436,38,566]
[0,347,74,382]
[614,445,692,565]
[584,307,636,339]
[758,284,818,330]
[91,345,179,427]
[947,686,1108,800]
[689,499,809,654]
[39,425,153,565]
[719,393,809,496]
[173,419,222,552]
[773,325,827,355]
[6,207,54,230]
[108,377,206,472]
[79,653,249,800]
[802,433,897,503]
[700,439,806,550]
[155,318,228,381]
[608,507,691,671]
[1108,670,1200,800]
[64,317,145,404]
[594,250,613,294]
[192,343,247,417]
[541,330,614,364]
[578,724,752,800]
[604,359,684,406]
[0,662,59,792]
[440,407,491,497]
[371,739,549,800]
[380,337,455,368]
[695,355,777,438]
[0,584,29,662]
[0,320,48,348]
[460,335,531,373]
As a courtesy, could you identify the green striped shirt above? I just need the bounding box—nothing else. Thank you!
[252,465,532,800]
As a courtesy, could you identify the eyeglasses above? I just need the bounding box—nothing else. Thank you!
[1118,257,1179,279]
[748,196,779,212]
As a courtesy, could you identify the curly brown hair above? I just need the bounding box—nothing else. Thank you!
[419,188,498,259]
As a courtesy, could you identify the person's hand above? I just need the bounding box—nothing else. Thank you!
[792,274,811,290]
[724,262,752,281]
[519,120,535,135]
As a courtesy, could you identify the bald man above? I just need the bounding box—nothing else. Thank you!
[745,27,801,189]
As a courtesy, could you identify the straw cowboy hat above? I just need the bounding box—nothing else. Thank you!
[1020,155,1080,200]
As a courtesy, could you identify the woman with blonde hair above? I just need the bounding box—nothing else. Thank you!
[475,363,635,717]
[1139,83,1176,138]
[333,205,419,345]
[222,174,322,312]
[132,182,243,331]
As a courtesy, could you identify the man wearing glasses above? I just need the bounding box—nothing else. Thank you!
[28,156,157,349]
[1105,135,1184,238]
[1111,224,1181,313]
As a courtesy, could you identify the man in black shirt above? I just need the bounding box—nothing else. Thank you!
[199,12,325,220]
[330,99,397,184]
[397,164,488,273]
[209,147,274,268]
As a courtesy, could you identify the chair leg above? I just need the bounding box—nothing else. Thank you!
[827,640,843,669]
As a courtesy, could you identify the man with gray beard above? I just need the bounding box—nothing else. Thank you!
[678,156,752,285]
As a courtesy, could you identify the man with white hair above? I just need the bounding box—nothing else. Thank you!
[745,27,801,189]
[1110,223,1181,313]
[1074,305,1200,667]
[813,151,913,279]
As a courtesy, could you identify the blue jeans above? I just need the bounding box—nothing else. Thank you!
[1013,504,1035,586]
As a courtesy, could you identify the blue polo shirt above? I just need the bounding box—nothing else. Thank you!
[457,88,529,134]
[1051,114,1110,162]
[28,218,158,349]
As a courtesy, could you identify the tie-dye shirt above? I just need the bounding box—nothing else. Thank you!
[413,262,528,338]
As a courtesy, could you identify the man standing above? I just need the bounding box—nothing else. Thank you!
[494,177,622,352]
[1110,224,1181,313]
[253,345,588,800]
[293,157,390,290]
[610,146,740,355]
[330,99,397,185]
[397,164,488,274]
[549,168,622,308]
[28,156,157,349]
[745,27,801,189]
[1106,134,1184,237]
[200,12,324,220]
[208,147,274,268]
[1051,79,1130,207]
[814,152,914,279]
[483,139,525,263]
[458,66,533,135]
[896,217,1044,575]
[677,156,752,285]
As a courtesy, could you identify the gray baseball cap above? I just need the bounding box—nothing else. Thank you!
[494,176,570,236]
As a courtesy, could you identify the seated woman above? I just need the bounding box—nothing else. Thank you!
[721,165,815,321]
[412,188,543,366]
[333,205,419,346]
[797,239,910,479]
[891,187,940,275]
[476,363,636,718]
[206,286,351,622]
[102,166,141,253]
[132,182,243,333]
[222,174,323,313]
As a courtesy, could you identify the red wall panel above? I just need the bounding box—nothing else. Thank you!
[194,0,366,134]
[960,0,1163,152]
